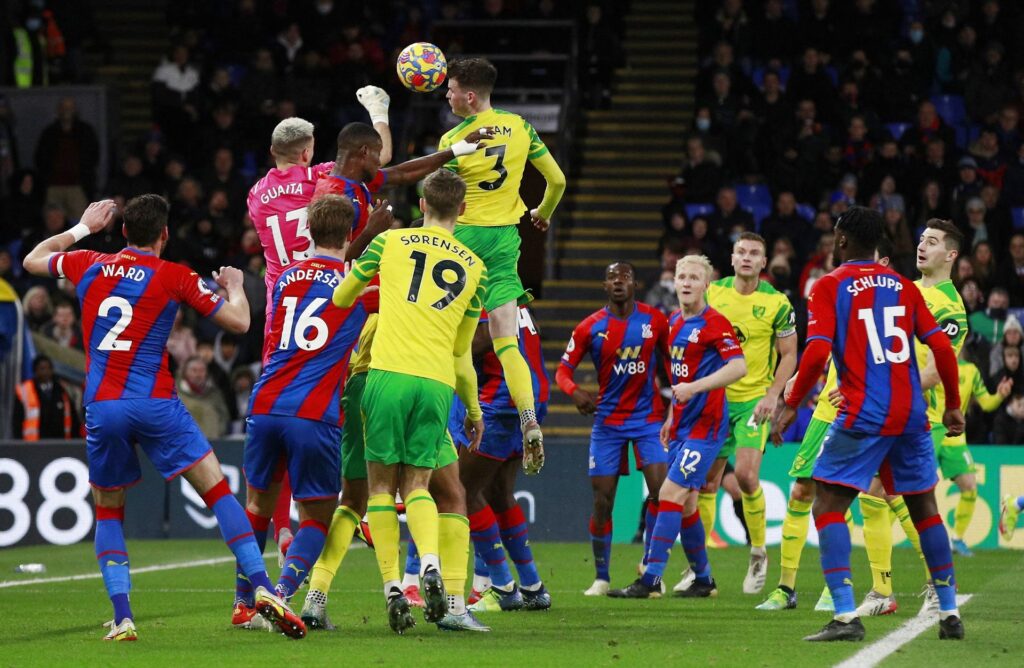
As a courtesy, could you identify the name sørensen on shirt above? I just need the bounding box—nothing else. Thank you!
[399,232,477,267]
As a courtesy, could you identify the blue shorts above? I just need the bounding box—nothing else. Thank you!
[666,436,725,489]
[84,398,212,490]
[244,414,342,501]
[588,420,669,478]
[448,394,470,450]
[476,403,549,461]
[812,425,939,495]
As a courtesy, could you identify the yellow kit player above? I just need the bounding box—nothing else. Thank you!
[332,169,486,635]
[440,57,566,474]
[682,232,797,596]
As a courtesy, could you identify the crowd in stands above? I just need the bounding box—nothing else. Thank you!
[652,0,1024,443]
[1,0,616,440]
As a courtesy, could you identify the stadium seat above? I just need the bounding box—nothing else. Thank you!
[886,122,910,141]
[744,204,772,230]
[1012,207,1024,230]
[931,94,966,128]
[796,203,816,221]
[956,124,981,150]
[735,183,772,209]
[685,203,715,221]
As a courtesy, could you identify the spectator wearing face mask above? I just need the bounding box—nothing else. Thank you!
[969,286,1010,344]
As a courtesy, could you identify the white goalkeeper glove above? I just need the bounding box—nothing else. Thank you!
[356,86,390,125]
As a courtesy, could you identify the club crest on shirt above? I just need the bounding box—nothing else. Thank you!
[752,305,766,319]
[641,323,653,339]
[688,328,701,343]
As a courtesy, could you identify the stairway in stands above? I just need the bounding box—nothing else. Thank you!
[86,0,168,146]
[537,0,696,437]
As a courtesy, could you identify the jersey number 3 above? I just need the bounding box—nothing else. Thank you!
[407,250,467,310]
[479,145,507,191]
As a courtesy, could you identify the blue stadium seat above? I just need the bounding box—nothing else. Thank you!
[685,203,715,221]
[796,203,816,221]
[956,124,981,150]
[744,204,772,230]
[886,122,910,141]
[1012,207,1024,230]
[931,94,966,128]
[735,183,772,209]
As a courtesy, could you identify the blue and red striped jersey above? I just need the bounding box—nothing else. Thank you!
[560,302,669,428]
[312,170,387,243]
[49,249,224,406]
[249,256,367,425]
[667,306,744,441]
[478,306,550,410]
[806,260,942,435]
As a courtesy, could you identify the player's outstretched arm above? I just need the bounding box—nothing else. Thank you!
[23,200,116,276]
[528,152,567,232]
[357,86,393,165]
[382,128,493,185]
[772,338,832,445]
[209,266,250,334]
[671,357,747,405]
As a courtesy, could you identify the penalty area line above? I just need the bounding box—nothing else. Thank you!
[833,594,972,668]
[0,554,272,589]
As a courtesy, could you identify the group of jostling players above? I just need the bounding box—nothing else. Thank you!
[20,56,996,644]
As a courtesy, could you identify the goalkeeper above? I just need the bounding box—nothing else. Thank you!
[439,57,566,475]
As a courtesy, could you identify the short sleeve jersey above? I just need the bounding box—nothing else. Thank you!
[438,108,549,227]
[49,249,223,406]
[249,256,367,425]
[806,260,945,435]
[667,306,744,441]
[706,277,795,403]
[350,226,487,389]
[559,303,670,428]
[914,279,968,426]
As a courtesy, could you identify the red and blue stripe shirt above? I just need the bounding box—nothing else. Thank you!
[478,306,550,411]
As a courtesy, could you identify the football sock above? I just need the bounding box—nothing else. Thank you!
[95,504,133,624]
[779,497,812,590]
[470,506,513,588]
[472,554,490,593]
[887,495,929,580]
[235,510,269,606]
[203,479,273,592]
[816,512,856,616]
[642,498,658,567]
[680,509,712,583]
[367,493,402,584]
[589,516,612,581]
[742,485,766,548]
[309,505,360,594]
[640,501,682,587]
[916,514,958,612]
[439,513,470,602]
[277,519,327,599]
[493,336,537,421]
[698,492,717,544]
[732,495,750,544]
[953,488,977,540]
[403,539,421,588]
[273,474,292,544]
[497,504,541,588]
[404,489,440,574]
[859,493,893,597]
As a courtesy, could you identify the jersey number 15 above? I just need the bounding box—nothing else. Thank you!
[858,306,910,365]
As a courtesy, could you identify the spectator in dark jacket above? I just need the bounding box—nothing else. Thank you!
[12,355,81,440]
[33,97,99,220]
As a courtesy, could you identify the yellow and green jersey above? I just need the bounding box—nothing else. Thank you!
[349,226,487,388]
[707,277,796,403]
[914,279,968,425]
[958,359,1004,414]
[349,313,378,376]
[439,108,549,227]
[811,360,840,424]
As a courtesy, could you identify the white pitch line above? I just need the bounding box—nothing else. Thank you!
[834,594,972,668]
[0,555,247,589]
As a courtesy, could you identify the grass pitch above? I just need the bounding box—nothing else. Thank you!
[2,539,1022,667]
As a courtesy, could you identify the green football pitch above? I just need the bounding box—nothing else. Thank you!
[2,540,1022,667]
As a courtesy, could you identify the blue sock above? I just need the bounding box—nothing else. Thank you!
[916,514,958,612]
[277,519,328,598]
[474,553,488,578]
[641,501,682,587]
[681,509,711,583]
[95,505,133,623]
[589,516,612,582]
[816,512,856,615]
[642,498,658,567]
[1016,496,1024,512]
[470,507,514,588]
[405,539,421,576]
[202,480,273,592]
[235,510,269,606]
[497,504,540,588]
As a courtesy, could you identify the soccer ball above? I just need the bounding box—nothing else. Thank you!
[396,42,447,93]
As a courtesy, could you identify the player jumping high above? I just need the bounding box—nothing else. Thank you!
[22,197,305,641]
[441,57,567,475]
[773,206,966,642]
[556,262,671,596]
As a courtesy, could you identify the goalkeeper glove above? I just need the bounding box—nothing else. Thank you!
[356,86,390,125]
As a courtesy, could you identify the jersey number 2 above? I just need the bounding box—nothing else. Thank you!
[97,297,133,351]
[407,250,467,310]
[479,145,508,191]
